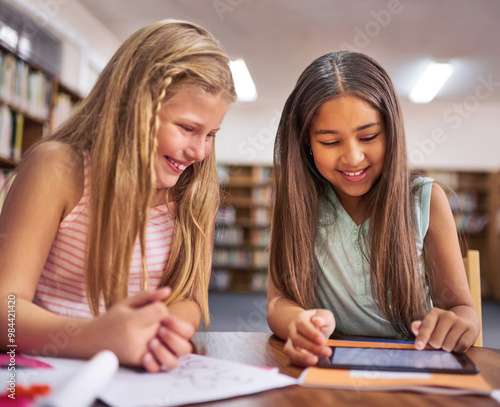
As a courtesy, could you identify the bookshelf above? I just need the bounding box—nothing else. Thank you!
[211,164,272,293]
[0,45,81,168]
[422,169,500,301]
[0,1,81,181]
[0,56,81,212]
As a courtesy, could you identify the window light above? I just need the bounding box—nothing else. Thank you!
[229,59,258,102]
[409,62,453,103]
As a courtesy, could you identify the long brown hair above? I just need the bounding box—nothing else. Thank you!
[270,51,428,338]
[33,20,235,325]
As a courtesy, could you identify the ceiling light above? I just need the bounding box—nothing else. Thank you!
[229,59,258,102]
[409,62,453,103]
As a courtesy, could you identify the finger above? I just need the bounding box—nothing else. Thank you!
[295,315,326,346]
[441,324,466,352]
[411,320,422,336]
[414,313,439,350]
[312,310,336,337]
[289,328,326,355]
[127,286,172,308]
[149,337,179,371]
[135,301,169,325]
[426,316,456,350]
[320,344,333,358]
[162,315,196,339]
[142,351,162,373]
[157,326,193,357]
[284,341,318,367]
[454,329,476,353]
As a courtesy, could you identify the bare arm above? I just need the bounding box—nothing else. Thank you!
[0,143,86,354]
[0,144,180,372]
[267,274,334,366]
[412,183,480,352]
[267,277,309,340]
[168,299,201,332]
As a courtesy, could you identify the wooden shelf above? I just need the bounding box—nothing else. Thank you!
[422,169,500,301]
[212,164,272,293]
[0,46,82,174]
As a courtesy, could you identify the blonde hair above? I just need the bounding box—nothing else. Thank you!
[37,20,235,325]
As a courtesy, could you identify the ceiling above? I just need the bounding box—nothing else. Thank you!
[78,0,500,106]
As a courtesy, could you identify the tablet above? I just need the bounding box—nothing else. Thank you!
[317,346,479,374]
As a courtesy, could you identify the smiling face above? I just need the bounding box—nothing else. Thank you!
[154,87,230,190]
[309,94,386,215]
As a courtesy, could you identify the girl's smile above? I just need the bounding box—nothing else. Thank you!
[338,166,370,182]
[166,156,189,172]
[309,94,386,219]
[155,88,229,189]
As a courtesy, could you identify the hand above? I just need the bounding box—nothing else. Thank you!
[283,309,335,367]
[86,286,172,369]
[412,307,479,353]
[142,314,196,373]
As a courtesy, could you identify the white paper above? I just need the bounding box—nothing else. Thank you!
[99,354,297,407]
[35,350,118,407]
[349,370,432,380]
[1,353,297,407]
[491,389,500,403]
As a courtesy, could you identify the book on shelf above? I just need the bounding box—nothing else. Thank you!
[52,91,77,130]
[252,165,271,184]
[250,229,270,246]
[251,270,268,292]
[0,106,24,161]
[213,248,251,269]
[214,226,244,246]
[252,249,269,269]
[209,269,233,291]
[0,168,14,209]
[0,49,52,120]
[216,205,236,225]
[12,112,24,161]
[251,208,269,225]
[0,104,12,158]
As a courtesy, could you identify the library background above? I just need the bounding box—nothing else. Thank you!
[0,1,499,344]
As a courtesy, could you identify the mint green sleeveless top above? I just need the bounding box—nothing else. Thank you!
[315,177,433,338]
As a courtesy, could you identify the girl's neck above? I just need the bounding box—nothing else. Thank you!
[151,188,169,208]
[335,192,368,226]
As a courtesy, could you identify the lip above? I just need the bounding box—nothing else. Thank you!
[338,167,369,182]
[165,156,189,174]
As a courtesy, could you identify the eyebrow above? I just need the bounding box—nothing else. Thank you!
[178,119,221,133]
[312,122,382,136]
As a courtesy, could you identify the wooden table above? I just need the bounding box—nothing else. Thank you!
[191,332,500,407]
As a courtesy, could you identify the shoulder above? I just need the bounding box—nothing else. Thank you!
[14,142,84,216]
[428,182,455,233]
[411,175,434,191]
[429,183,449,210]
[24,141,82,169]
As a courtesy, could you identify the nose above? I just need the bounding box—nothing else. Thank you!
[185,137,208,163]
[341,142,364,167]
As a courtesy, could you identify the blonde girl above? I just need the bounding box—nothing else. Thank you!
[267,51,480,366]
[0,20,235,372]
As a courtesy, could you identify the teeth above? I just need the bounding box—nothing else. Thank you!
[342,169,364,176]
[168,158,186,171]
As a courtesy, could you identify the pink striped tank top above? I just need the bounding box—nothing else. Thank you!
[33,152,175,318]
